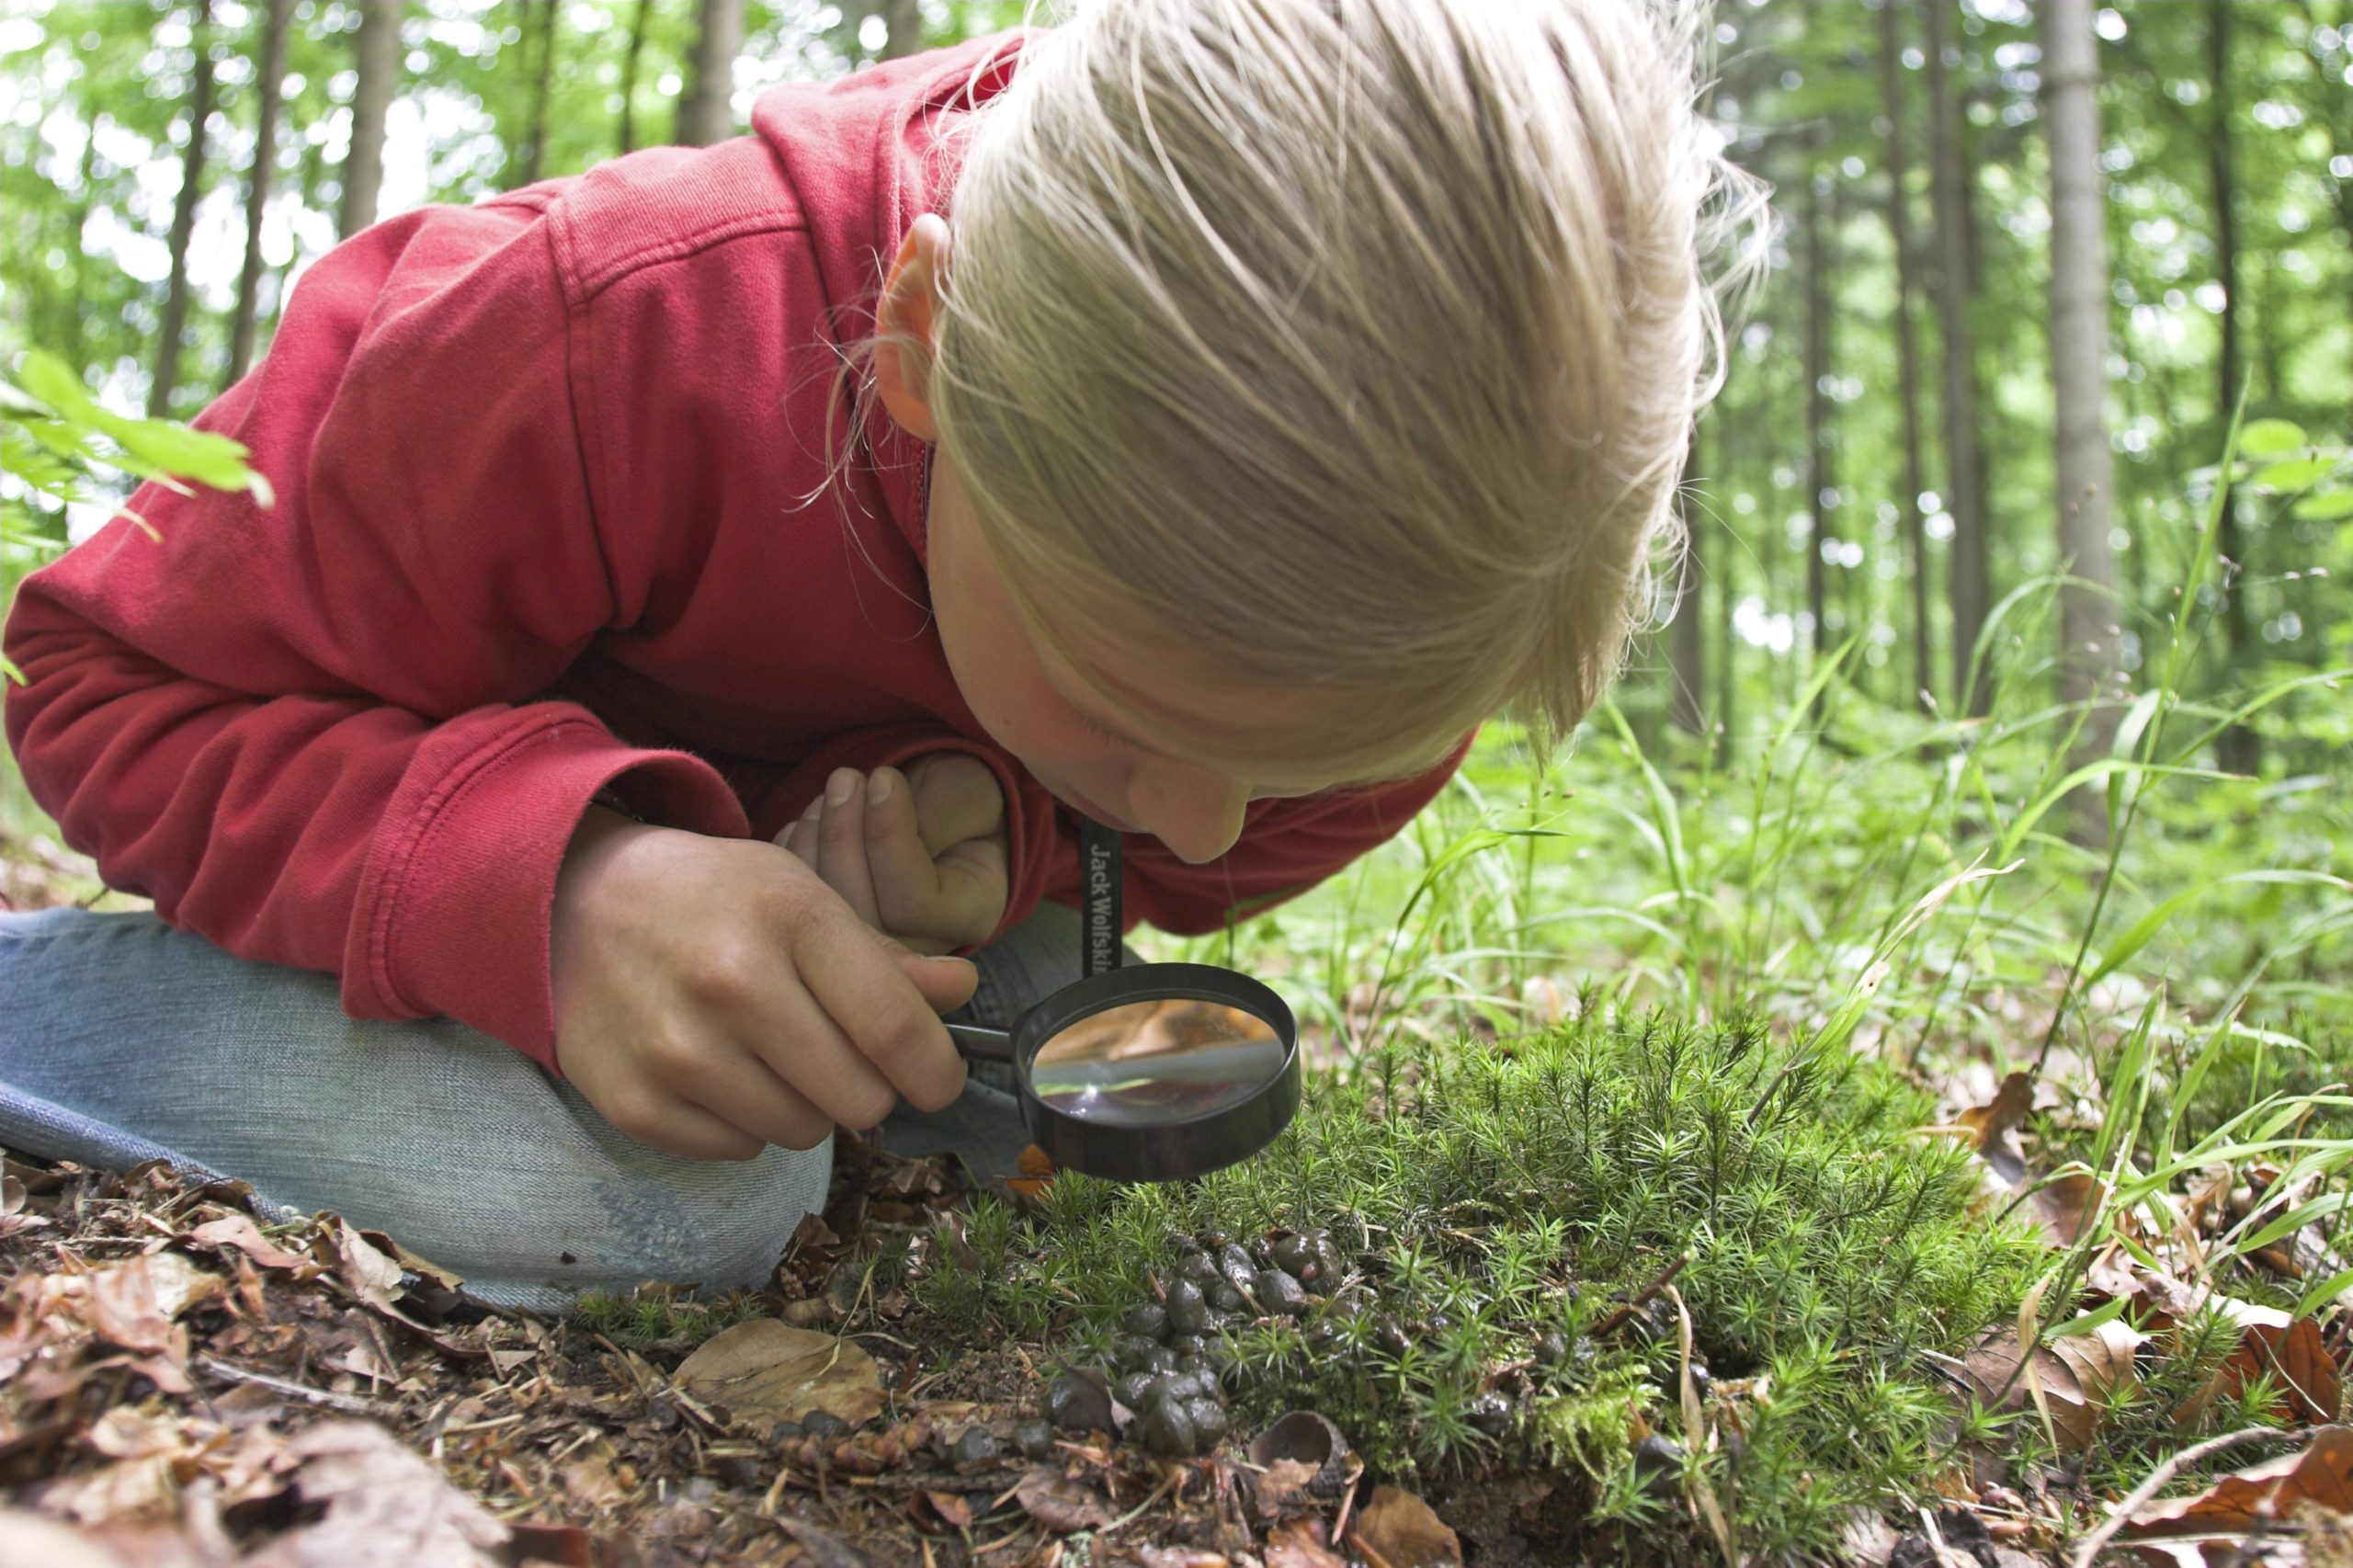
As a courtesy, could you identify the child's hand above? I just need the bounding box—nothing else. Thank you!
[550,808,976,1160]
[776,755,1010,957]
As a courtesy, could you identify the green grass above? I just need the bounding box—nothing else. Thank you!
[917,1008,2044,1558]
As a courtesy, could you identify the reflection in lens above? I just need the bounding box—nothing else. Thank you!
[1027,999,1287,1129]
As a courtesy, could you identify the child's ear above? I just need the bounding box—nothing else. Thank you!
[874,214,951,442]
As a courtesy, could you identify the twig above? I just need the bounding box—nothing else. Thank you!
[2071,1426,2290,1568]
[193,1355,388,1416]
[1098,1467,1186,1538]
[1592,1252,1693,1337]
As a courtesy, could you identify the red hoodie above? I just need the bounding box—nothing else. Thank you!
[3,37,1462,1074]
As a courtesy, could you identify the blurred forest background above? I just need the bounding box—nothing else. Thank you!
[0,0,2349,1061]
[1,0,2347,762]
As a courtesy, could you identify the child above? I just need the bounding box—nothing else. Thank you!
[1,0,1747,1308]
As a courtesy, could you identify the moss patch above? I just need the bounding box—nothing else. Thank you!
[915,1010,2042,1559]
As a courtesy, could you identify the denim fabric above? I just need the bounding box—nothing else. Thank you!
[0,899,1126,1311]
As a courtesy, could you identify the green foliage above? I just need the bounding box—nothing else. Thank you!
[570,1282,767,1348]
[1,347,264,681]
[916,1009,2043,1559]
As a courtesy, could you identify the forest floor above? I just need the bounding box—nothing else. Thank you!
[5,823,2350,1568]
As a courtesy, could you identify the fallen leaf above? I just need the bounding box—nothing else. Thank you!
[1958,1073,2034,1150]
[243,1421,507,1568]
[1959,1318,2145,1453]
[922,1489,975,1528]
[33,1454,178,1528]
[506,1523,601,1567]
[333,1221,406,1312]
[1006,1145,1059,1202]
[185,1214,320,1276]
[1139,1551,1229,1568]
[1014,1466,1117,1533]
[1265,1517,1347,1568]
[2029,1172,2110,1248]
[671,1319,883,1431]
[86,1253,223,1354]
[2192,1301,2341,1426]
[2127,1425,2353,1537]
[1348,1485,1461,1568]
[775,1517,875,1568]
[1253,1458,1322,1519]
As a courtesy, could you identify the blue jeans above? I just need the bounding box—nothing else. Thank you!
[0,900,1123,1310]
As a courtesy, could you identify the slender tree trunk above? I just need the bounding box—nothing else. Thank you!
[2043,0,2123,812]
[1925,0,1991,714]
[881,0,922,59]
[2295,1,2353,326]
[339,0,398,235]
[152,0,218,417]
[1802,148,1835,660]
[228,0,290,384]
[677,0,745,146]
[514,0,560,187]
[1881,0,1934,713]
[2206,0,2258,772]
[1671,420,1708,737]
[64,125,98,370]
[619,0,655,153]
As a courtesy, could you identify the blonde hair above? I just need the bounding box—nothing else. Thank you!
[916,0,1764,780]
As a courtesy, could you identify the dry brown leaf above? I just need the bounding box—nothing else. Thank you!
[922,1489,975,1528]
[2194,1301,2342,1426]
[332,1221,406,1312]
[1253,1458,1322,1519]
[0,1508,141,1568]
[2127,1425,2353,1537]
[244,1421,507,1568]
[33,1453,179,1528]
[1348,1485,1462,1568]
[1265,1517,1348,1568]
[2029,1172,2111,1248]
[1958,1073,2035,1151]
[1138,1551,1229,1568]
[85,1254,222,1354]
[1013,1466,1117,1533]
[184,1215,319,1276]
[671,1320,883,1431]
[1960,1318,2145,1453]
[775,1517,875,1568]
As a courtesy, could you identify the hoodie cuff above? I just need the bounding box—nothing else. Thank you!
[341,708,749,1072]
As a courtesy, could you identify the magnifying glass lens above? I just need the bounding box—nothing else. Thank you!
[1025,999,1288,1130]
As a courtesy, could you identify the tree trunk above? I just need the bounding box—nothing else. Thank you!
[2207,0,2257,773]
[1925,0,1991,715]
[1802,147,1834,660]
[1881,0,1934,713]
[152,0,218,417]
[338,0,398,235]
[619,0,655,153]
[2295,1,2353,326]
[676,0,745,146]
[514,0,561,187]
[881,0,922,59]
[2042,0,2123,809]
[64,124,98,370]
[228,0,290,384]
[1670,420,1708,737]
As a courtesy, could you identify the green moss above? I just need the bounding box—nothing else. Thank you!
[569,1283,767,1349]
[915,1010,2044,1560]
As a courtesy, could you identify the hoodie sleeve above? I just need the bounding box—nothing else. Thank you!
[1,196,746,1073]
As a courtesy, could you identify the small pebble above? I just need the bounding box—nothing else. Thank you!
[1255,1268,1310,1317]
[1011,1418,1056,1460]
[801,1410,850,1439]
[1211,1282,1248,1314]
[1467,1392,1512,1437]
[1167,1332,1208,1358]
[1047,1371,1115,1435]
[1142,1344,1180,1375]
[949,1427,1004,1470]
[1534,1330,1573,1366]
[1140,1397,1199,1458]
[1127,1302,1170,1341]
[1113,1334,1164,1373]
[1165,1279,1210,1335]
[767,1419,807,1447]
[1116,1369,1160,1410]
[1217,1244,1258,1297]
[1179,1253,1222,1290]
[1632,1434,1684,1496]
[1185,1396,1229,1447]
[1374,1316,1410,1358]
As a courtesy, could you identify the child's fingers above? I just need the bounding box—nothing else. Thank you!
[779,794,823,869]
[904,753,1006,858]
[814,768,881,928]
[864,766,948,934]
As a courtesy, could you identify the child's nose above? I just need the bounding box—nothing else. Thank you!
[1131,763,1251,865]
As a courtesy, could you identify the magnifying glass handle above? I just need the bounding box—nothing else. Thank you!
[945,1021,1017,1062]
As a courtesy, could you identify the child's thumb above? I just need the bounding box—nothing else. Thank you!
[893,947,979,1014]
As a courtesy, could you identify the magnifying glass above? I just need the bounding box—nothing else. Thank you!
[942,819,1302,1184]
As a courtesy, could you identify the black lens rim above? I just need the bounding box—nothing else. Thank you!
[1011,961,1301,1184]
